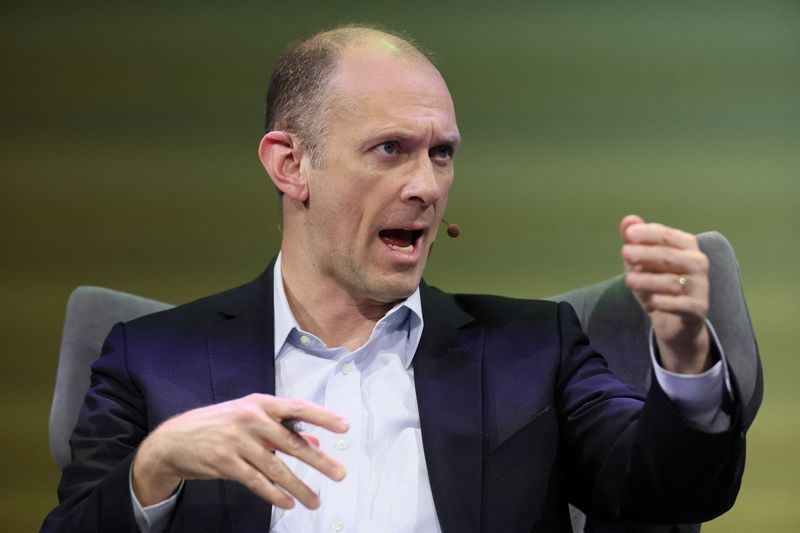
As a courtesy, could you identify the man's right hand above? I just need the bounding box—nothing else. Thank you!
[131,394,349,510]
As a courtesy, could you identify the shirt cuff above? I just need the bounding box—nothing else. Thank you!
[650,319,732,433]
[129,465,183,533]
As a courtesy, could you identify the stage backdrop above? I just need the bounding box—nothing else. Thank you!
[2,1,797,530]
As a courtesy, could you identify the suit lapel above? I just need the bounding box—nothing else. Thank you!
[415,284,484,533]
[206,265,276,532]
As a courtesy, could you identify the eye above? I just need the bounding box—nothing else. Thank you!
[429,145,453,161]
[375,141,400,155]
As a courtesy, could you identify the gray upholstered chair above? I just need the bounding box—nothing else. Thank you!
[547,231,762,533]
[49,231,762,532]
[49,287,173,470]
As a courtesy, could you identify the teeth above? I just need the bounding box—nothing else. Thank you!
[388,243,414,254]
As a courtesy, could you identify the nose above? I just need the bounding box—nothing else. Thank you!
[401,155,446,207]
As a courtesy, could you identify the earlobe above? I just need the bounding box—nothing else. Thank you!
[258,131,308,202]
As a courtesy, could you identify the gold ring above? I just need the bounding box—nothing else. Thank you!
[678,276,688,293]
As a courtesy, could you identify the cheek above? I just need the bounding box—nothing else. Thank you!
[437,185,451,211]
[438,170,454,195]
[310,171,360,214]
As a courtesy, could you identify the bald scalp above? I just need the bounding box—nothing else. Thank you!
[264,24,435,167]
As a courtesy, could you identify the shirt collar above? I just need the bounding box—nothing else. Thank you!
[273,252,423,367]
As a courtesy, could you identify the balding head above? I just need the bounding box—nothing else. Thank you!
[264,24,435,167]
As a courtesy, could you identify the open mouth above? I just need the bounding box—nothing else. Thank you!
[378,228,423,255]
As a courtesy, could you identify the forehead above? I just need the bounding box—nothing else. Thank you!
[325,46,459,141]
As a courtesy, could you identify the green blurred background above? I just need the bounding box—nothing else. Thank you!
[2,1,797,530]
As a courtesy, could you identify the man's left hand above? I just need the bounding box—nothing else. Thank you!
[620,214,713,374]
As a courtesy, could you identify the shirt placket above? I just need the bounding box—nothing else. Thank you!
[320,356,361,533]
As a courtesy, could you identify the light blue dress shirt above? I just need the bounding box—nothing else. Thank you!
[132,253,730,532]
[269,255,438,533]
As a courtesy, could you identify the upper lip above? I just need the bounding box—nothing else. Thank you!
[380,219,432,233]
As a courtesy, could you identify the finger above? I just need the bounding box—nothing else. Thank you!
[620,214,645,241]
[625,272,700,296]
[235,435,320,509]
[259,396,349,434]
[241,446,321,510]
[253,417,346,482]
[231,456,296,509]
[646,293,709,319]
[622,245,709,275]
[300,432,320,448]
[624,222,698,250]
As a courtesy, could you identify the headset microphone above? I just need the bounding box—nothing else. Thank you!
[440,219,461,238]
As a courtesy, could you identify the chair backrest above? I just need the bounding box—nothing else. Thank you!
[547,231,763,533]
[50,232,762,532]
[547,231,762,425]
[49,286,173,470]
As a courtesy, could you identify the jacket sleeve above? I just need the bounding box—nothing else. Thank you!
[41,322,145,533]
[555,301,746,524]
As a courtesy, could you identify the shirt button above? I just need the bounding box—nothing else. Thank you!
[331,519,344,532]
[300,335,311,346]
[335,439,349,450]
[341,362,353,375]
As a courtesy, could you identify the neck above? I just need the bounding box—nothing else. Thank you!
[279,250,395,352]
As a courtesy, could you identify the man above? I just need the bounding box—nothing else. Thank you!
[43,26,744,532]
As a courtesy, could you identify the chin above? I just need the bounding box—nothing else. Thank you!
[366,272,422,303]
[375,283,418,303]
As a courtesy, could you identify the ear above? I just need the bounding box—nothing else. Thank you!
[258,131,308,202]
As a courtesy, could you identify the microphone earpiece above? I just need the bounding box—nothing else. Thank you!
[440,219,461,238]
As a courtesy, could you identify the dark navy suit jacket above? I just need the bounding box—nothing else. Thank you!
[43,266,745,532]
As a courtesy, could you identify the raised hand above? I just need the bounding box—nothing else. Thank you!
[620,214,713,374]
[131,394,348,509]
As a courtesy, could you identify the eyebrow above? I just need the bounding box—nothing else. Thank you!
[367,129,461,149]
[441,134,461,149]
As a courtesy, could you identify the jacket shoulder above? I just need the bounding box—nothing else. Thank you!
[124,268,272,335]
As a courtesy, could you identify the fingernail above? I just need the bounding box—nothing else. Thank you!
[332,467,345,480]
[336,418,349,431]
[306,494,321,510]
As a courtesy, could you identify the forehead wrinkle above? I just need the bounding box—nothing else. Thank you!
[327,94,458,145]
[335,85,458,134]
